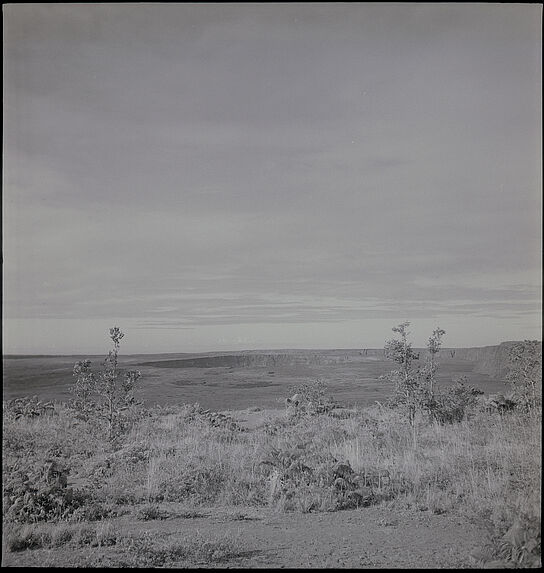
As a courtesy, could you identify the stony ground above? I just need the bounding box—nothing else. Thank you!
[2,503,490,568]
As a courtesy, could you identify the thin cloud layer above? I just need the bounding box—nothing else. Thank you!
[3,3,542,353]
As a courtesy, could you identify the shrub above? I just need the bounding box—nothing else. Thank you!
[3,396,55,421]
[5,521,121,553]
[506,340,542,414]
[285,379,336,416]
[497,512,541,568]
[158,465,227,504]
[136,504,171,521]
[5,525,52,552]
[258,440,379,512]
[428,378,483,424]
[3,459,87,524]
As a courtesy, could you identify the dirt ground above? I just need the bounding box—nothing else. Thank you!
[3,503,489,568]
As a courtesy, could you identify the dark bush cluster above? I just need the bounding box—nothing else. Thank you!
[3,459,87,523]
[498,513,541,568]
[285,379,339,417]
[258,441,395,513]
[427,380,483,424]
[4,396,55,421]
[181,403,247,433]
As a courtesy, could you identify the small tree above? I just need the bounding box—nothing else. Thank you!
[382,322,422,429]
[70,327,142,442]
[425,327,446,398]
[382,323,448,433]
[505,340,542,414]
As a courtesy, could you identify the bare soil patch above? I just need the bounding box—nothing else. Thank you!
[2,503,488,568]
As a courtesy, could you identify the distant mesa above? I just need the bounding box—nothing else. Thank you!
[140,352,329,369]
[137,342,539,380]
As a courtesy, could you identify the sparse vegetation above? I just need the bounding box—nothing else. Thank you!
[2,326,541,568]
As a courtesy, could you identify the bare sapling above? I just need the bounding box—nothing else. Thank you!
[382,322,421,430]
[425,327,446,398]
[70,327,142,442]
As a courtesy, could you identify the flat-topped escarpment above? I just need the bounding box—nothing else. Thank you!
[139,350,363,369]
[137,341,541,381]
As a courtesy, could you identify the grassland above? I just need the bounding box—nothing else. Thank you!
[2,347,541,568]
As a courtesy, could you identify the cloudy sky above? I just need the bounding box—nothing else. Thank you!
[3,3,542,354]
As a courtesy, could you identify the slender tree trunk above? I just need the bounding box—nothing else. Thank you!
[429,353,435,397]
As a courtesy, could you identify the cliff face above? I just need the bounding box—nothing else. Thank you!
[360,343,522,379]
[444,341,542,380]
[444,344,506,379]
[144,353,324,369]
[141,351,352,369]
[140,341,541,381]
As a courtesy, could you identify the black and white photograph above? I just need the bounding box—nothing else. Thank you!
[2,2,542,568]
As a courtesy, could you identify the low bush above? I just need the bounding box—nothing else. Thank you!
[427,379,483,424]
[136,504,172,521]
[5,525,52,552]
[3,459,89,524]
[5,520,120,553]
[285,379,337,416]
[3,396,55,422]
[498,512,541,568]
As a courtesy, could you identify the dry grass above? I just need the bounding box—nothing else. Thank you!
[3,395,541,566]
[3,519,248,568]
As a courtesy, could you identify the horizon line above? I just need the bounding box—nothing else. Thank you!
[4,340,541,358]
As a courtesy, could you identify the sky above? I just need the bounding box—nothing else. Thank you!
[3,3,542,354]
